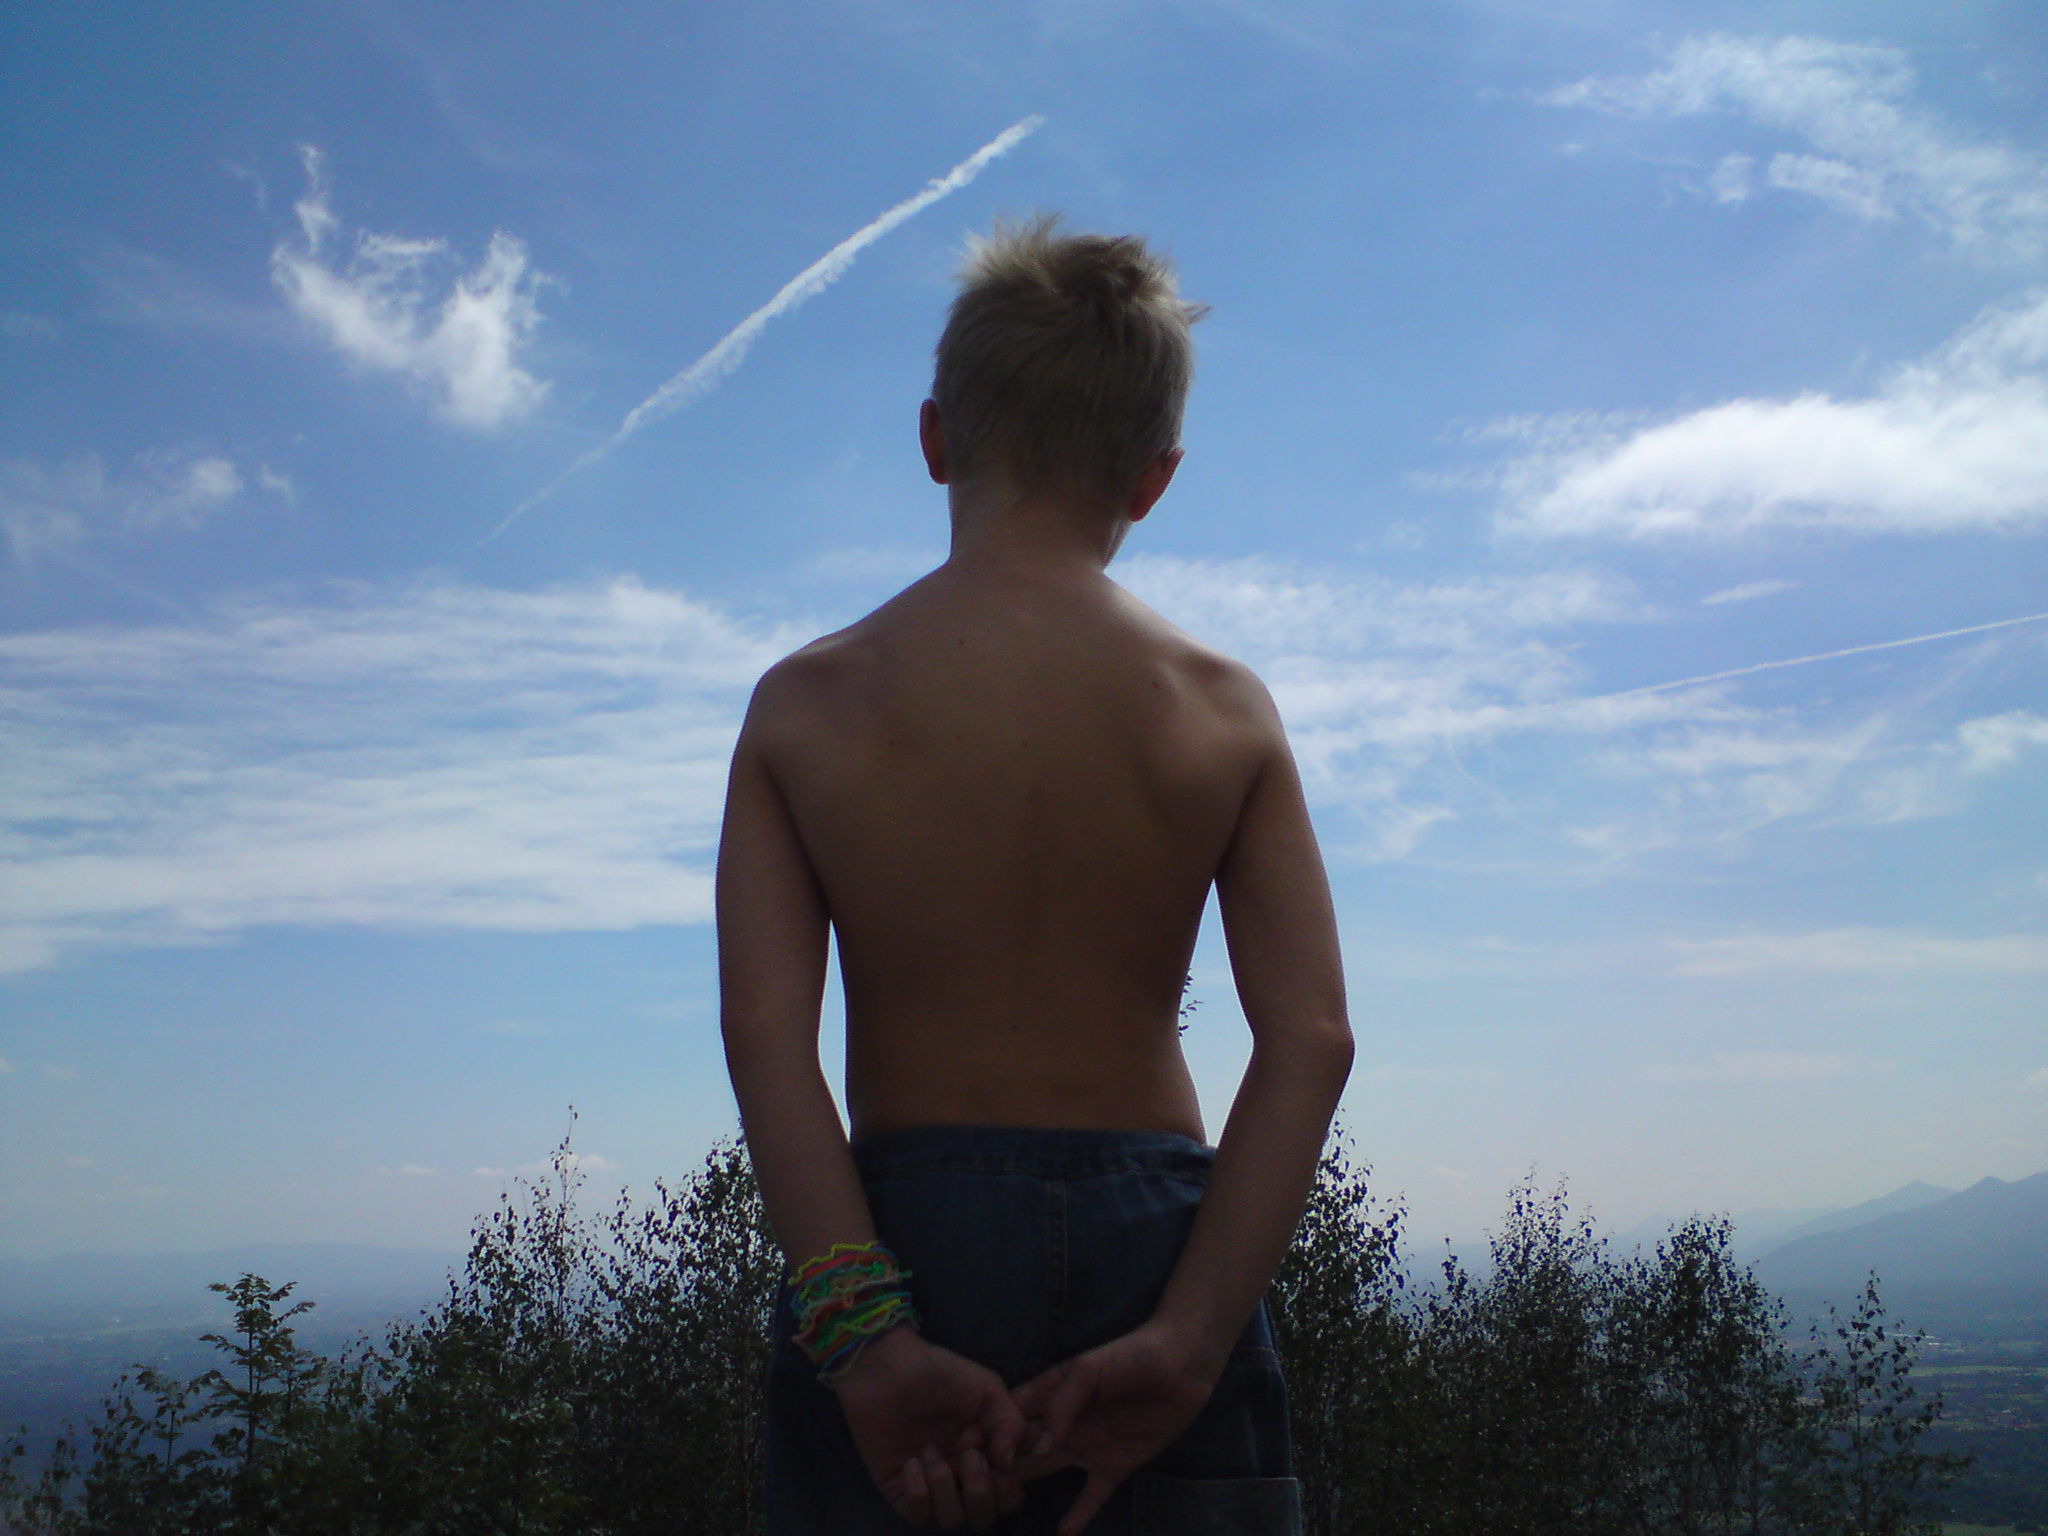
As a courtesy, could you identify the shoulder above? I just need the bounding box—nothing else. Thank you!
[1106,581,1283,737]
[740,618,878,754]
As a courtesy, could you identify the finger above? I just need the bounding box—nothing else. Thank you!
[1035,1360,1097,1456]
[980,1385,1028,1471]
[956,1445,996,1530]
[895,1455,932,1528]
[1011,1362,1065,1418]
[994,1468,1025,1516]
[923,1446,966,1530]
[1057,1470,1121,1536]
[1013,1388,1063,1456]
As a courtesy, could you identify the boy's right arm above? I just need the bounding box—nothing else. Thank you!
[719,675,1025,1527]
[1016,677,1353,1534]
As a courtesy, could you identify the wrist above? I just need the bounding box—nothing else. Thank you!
[1136,1311,1232,1388]
[822,1317,921,1391]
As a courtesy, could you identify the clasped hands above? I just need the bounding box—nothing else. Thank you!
[833,1320,1218,1535]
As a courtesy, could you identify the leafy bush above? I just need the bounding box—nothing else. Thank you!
[2,1133,1965,1535]
[1269,1139,1969,1536]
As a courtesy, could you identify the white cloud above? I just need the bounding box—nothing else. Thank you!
[1707,153,1754,204]
[1545,34,2048,256]
[1123,556,2021,869]
[1668,928,2048,977]
[1701,579,1794,605]
[1639,1051,1866,1084]
[1,559,2030,974]
[272,147,549,429]
[0,1056,12,1075]
[39,1064,78,1081]
[1494,289,2048,538]
[2024,1068,2048,1092]
[2,451,280,562]
[395,1164,438,1177]
[498,117,1040,533]
[0,577,797,973]
[518,1153,620,1174]
[1121,555,1696,855]
[1957,710,2048,774]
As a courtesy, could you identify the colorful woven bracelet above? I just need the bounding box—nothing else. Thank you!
[790,1241,919,1380]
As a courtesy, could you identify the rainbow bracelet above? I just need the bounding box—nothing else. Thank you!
[790,1241,920,1381]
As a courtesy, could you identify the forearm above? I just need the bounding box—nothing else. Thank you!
[1149,1025,1352,1376]
[725,1027,878,1267]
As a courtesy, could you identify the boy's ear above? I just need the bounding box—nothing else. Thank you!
[1126,447,1183,523]
[919,399,950,485]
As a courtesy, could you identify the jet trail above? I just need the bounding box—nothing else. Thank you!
[1594,610,2048,701]
[487,116,1045,542]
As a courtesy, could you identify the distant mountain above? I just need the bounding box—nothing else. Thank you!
[1752,1173,2048,1294]
[1611,1203,1840,1258]
[1749,1181,1954,1257]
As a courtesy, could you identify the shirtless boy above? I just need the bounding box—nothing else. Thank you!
[718,218,1353,1535]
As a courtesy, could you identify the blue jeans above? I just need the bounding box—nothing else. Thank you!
[765,1127,1300,1535]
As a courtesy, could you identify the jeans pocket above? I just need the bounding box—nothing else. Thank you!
[1127,1472,1302,1536]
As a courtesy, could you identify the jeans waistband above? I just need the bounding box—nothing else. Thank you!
[850,1124,1214,1181]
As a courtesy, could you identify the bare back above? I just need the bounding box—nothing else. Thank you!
[739,563,1283,1141]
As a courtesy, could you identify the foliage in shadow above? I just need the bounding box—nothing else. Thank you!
[2,1132,1964,1535]
[1272,1136,1968,1536]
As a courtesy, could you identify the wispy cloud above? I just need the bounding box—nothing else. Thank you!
[1957,710,2048,774]
[1667,928,2048,977]
[1122,555,1674,855]
[0,578,797,974]
[81,238,290,341]
[2,451,287,563]
[1701,579,1794,606]
[221,159,269,210]
[273,147,549,429]
[1587,612,2048,702]
[1638,1051,1871,1084]
[1129,554,2045,868]
[494,116,1044,538]
[1490,289,2048,538]
[523,1152,620,1174]
[3,559,2034,974]
[1545,34,2048,257]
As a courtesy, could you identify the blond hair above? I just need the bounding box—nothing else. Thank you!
[931,215,1204,502]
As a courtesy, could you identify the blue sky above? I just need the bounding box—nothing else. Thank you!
[2,0,2044,1260]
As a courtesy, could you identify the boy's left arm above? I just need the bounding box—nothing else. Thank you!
[718,680,1024,1525]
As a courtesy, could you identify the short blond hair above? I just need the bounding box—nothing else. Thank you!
[932,215,1204,502]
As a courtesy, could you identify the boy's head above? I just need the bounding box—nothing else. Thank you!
[931,215,1203,506]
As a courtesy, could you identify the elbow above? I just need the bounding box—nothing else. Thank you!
[1253,1012,1354,1090]
[1317,1016,1355,1089]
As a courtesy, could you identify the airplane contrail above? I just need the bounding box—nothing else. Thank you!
[1592,609,2048,701]
[485,115,1045,543]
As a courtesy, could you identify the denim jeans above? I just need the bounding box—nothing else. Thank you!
[765,1126,1300,1535]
